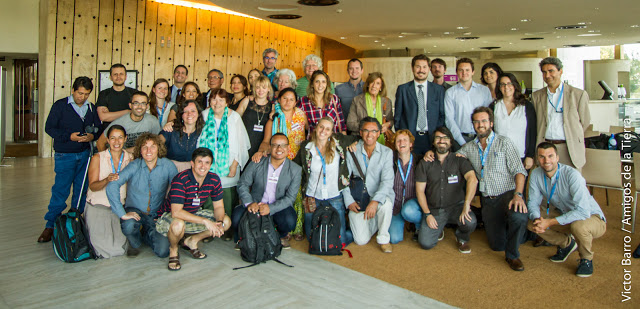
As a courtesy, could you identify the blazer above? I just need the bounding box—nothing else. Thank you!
[237,156,302,214]
[394,81,445,138]
[532,84,591,169]
[346,93,394,133]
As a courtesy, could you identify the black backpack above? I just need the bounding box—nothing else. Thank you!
[52,210,97,263]
[309,204,343,256]
[234,211,292,270]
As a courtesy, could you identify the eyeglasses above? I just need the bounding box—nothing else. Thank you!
[472,119,490,125]
[360,129,380,134]
[499,82,514,88]
[209,76,222,80]
[270,143,289,149]
[131,102,148,107]
[434,136,450,141]
[264,57,277,61]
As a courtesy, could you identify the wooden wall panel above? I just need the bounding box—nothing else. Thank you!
[133,0,146,88]
[110,0,123,64]
[193,9,211,90]
[282,27,291,71]
[276,24,284,59]
[39,0,59,156]
[141,0,158,93]
[53,0,74,101]
[120,0,137,68]
[259,21,270,70]
[154,3,176,83]
[98,0,114,73]
[241,18,255,75]
[210,12,229,79]
[173,6,187,66]
[72,0,100,102]
[226,15,244,79]
[183,7,197,79]
[252,20,262,72]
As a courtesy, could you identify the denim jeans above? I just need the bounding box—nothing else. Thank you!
[389,198,422,243]
[120,207,169,258]
[44,150,90,228]
[231,205,297,242]
[304,195,353,246]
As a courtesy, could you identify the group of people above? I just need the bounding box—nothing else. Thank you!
[39,48,606,277]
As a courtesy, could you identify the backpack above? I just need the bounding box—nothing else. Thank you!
[308,204,343,256]
[615,131,640,155]
[233,211,292,270]
[52,210,96,263]
[584,133,610,150]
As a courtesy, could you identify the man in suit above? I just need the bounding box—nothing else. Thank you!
[170,65,188,103]
[532,57,591,171]
[232,133,302,248]
[394,54,446,155]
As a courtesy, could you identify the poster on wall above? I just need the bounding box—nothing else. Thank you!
[98,70,138,92]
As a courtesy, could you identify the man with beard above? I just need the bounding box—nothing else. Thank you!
[457,106,528,271]
[527,142,606,277]
[394,54,445,155]
[96,64,136,129]
[430,58,452,90]
[261,48,279,90]
[97,91,161,152]
[412,126,478,252]
[335,58,364,121]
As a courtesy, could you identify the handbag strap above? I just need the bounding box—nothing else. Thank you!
[349,151,367,183]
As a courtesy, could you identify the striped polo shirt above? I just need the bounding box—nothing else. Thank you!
[158,169,223,215]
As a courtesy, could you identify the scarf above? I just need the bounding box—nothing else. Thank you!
[197,107,230,175]
[365,93,385,144]
[272,102,288,136]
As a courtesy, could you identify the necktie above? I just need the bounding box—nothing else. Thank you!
[176,88,181,100]
[417,85,427,131]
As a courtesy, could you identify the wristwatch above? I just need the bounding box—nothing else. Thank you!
[424,212,432,217]
[515,192,523,198]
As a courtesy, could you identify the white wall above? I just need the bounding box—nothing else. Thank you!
[0,0,39,54]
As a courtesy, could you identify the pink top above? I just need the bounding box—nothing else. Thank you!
[86,150,133,207]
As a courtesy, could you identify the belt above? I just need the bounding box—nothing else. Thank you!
[545,139,566,144]
[417,131,428,136]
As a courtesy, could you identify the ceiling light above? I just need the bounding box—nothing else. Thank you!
[456,36,479,40]
[521,37,544,40]
[267,14,302,19]
[480,47,501,50]
[520,19,530,22]
[457,26,468,30]
[374,40,380,43]
[257,5,298,12]
[340,37,346,39]
[154,0,260,19]
[398,35,404,38]
[631,25,640,28]
[564,44,587,47]
[297,0,339,6]
[511,28,518,31]
[381,44,386,46]
[463,32,472,35]
[578,33,601,37]
[359,34,378,38]
[433,45,437,47]
[555,25,587,30]
[443,32,451,35]
[577,22,587,25]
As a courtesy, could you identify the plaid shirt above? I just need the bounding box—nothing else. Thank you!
[298,94,346,134]
[458,131,526,197]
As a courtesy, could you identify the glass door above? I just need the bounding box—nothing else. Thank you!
[13,59,38,142]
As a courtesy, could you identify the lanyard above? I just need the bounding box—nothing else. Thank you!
[548,83,564,113]
[157,102,167,126]
[108,150,124,174]
[544,165,560,216]
[315,146,327,185]
[478,134,495,179]
[361,152,369,169]
[397,155,413,201]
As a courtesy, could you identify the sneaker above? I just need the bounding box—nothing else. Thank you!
[576,259,593,277]
[280,237,291,249]
[380,243,393,253]
[457,239,471,254]
[126,246,140,258]
[438,230,445,241]
[549,236,577,263]
[234,243,240,250]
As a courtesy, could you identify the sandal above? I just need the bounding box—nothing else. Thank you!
[167,255,181,271]
[179,236,207,259]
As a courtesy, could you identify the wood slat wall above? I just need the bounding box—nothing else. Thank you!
[39,0,322,157]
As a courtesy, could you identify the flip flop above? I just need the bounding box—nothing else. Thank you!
[168,255,181,271]
[179,236,207,259]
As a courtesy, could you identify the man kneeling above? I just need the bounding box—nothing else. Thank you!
[155,147,231,270]
[527,142,606,277]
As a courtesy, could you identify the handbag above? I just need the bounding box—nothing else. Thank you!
[348,151,370,211]
[303,166,323,213]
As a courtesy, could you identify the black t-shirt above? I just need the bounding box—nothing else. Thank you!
[415,154,474,209]
[96,87,136,128]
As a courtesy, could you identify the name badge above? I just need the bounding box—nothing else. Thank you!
[192,198,201,207]
[321,188,328,199]
[448,175,459,184]
[268,175,279,184]
[479,180,485,193]
[291,123,302,131]
[253,125,264,132]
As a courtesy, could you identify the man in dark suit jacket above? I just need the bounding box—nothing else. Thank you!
[231,133,302,248]
[395,54,445,155]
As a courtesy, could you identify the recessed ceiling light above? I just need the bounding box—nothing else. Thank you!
[463,32,472,35]
[520,19,530,22]
[297,0,339,6]
[340,37,346,39]
[511,28,518,31]
[374,40,380,43]
[555,25,587,30]
[267,14,302,19]
[398,35,404,38]
[400,32,429,35]
[456,36,479,40]
[587,30,600,33]
[443,32,451,35]
[577,22,587,25]
[258,5,298,12]
[381,44,386,46]
[480,46,501,50]
[433,45,437,47]
[631,25,640,28]
[521,37,544,40]
[578,33,601,37]
[457,26,468,30]
[564,44,587,47]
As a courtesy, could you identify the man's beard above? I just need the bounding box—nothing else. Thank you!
[476,128,492,139]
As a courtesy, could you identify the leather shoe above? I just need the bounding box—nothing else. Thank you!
[380,243,392,253]
[506,258,524,271]
[533,236,552,247]
[37,228,54,243]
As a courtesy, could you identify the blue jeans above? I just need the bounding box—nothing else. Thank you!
[389,198,422,243]
[44,150,90,228]
[304,195,353,246]
[120,208,169,258]
[231,205,297,242]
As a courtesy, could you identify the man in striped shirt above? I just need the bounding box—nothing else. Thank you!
[155,147,231,271]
